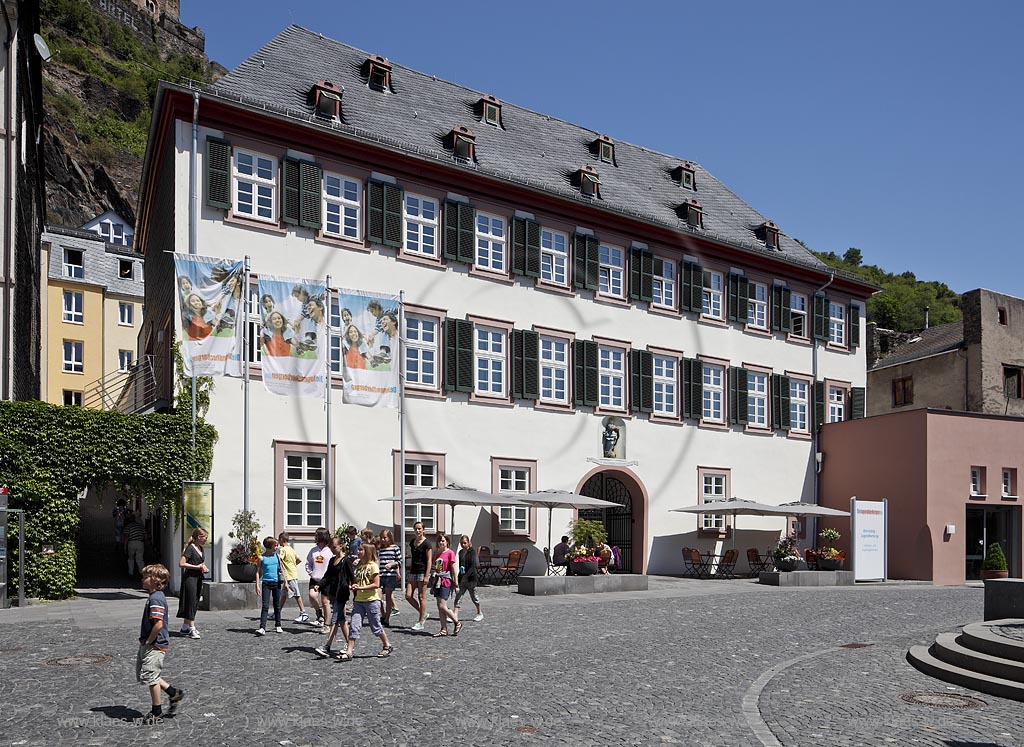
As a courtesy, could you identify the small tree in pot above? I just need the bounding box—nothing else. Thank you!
[567,518,607,575]
[982,542,1009,580]
[226,509,263,582]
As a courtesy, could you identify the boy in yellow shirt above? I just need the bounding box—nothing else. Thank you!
[277,532,308,623]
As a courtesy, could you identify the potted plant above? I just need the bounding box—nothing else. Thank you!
[817,528,846,571]
[982,542,1009,580]
[772,535,802,572]
[567,518,607,576]
[226,509,262,583]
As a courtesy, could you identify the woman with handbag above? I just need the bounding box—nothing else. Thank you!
[429,534,461,637]
[453,535,483,623]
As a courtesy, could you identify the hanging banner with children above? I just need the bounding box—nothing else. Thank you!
[334,288,400,409]
[257,275,328,398]
[173,254,245,377]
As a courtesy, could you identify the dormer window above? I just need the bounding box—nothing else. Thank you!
[682,198,703,228]
[449,126,476,161]
[596,135,615,164]
[675,161,696,189]
[365,54,392,91]
[577,165,600,198]
[757,221,780,249]
[311,80,343,120]
[481,95,502,127]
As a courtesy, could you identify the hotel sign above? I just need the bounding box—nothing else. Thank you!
[851,497,887,582]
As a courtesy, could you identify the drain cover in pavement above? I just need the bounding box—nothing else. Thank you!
[839,643,873,649]
[899,691,985,709]
[45,654,113,667]
[515,726,538,734]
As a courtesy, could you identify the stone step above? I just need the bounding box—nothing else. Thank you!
[960,620,1024,664]
[932,632,1024,683]
[907,645,1024,702]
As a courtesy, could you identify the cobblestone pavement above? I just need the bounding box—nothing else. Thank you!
[1,579,1021,746]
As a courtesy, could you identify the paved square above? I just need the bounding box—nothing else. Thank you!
[1,579,1022,746]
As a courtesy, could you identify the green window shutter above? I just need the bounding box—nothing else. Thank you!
[682,357,703,419]
[281,157,300,225]
[851,386,866,419]
[573,233,587,289]
[679,261,703,313]
[629,249,654,303]
[205,137,231,210]
[729,367,748,425]
[813,295,829,341]
[728,273,749,323]
[367,180,385,245]
[629,349,653,413]
[772,374,791,431]
[629,248,642,301]
[679,261,692,312]
[443,200,475,262]
[511,329,540,400]
[382,183,403,248]
[298,161,322,229]
[444,318,474,393]
[849,304,861,349]
[772,286,792,332]
[814,381,826,431]
[573,340,598,407]
[585,236,600,291]
[525,220,541,278]
[510,217,527,275]
[573,339,585,405]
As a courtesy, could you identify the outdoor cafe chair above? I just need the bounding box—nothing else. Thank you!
[746,548,772,577]
[477,545,498,584]
[682,547,712,579]
[715,548,739,579]
[544,547,566,576]
[804,548,818,571]
[499,549,524,585]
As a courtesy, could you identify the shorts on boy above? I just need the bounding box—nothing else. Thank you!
[380,576,400,592]
[348,600,383,639]
[136,644,164,687]
[329,590,351,627]
[285,579,301,598]
[406,573,426,584]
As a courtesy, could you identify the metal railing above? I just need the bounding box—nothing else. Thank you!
[82,354,166,414]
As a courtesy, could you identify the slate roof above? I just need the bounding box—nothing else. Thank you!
[43,225,145,298]
[207,25,854,282]
[871,321,964,369]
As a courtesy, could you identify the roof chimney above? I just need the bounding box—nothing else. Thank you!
[924,306,930,330]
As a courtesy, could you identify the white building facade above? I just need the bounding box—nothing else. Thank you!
[136,27,874,576]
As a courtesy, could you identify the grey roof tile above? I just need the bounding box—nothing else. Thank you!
[871,321,964,369]
[210,25,840,278]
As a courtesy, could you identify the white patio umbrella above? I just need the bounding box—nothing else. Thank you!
[670,497,792,547]
[505,489,620,550]
[380,483,526,535]
[774,501,851,517]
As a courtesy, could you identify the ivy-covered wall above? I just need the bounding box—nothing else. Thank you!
[0,401,217,599]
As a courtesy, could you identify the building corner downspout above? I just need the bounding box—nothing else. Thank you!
[1,4,14,401]
[956,345,968,411]
[811,271,835,513]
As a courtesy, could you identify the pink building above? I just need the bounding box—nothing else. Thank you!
[819,408,1022,585]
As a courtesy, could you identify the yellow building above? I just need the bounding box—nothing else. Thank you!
[40,222,144,406]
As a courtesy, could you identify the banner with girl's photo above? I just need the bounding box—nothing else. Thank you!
[335,288,400,409]
[173,254,244,377]
[257,275,328,398]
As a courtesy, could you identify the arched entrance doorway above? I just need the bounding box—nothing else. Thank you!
[579,471,639,573]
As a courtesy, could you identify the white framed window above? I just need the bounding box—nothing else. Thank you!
[62,291,83,323]
[702,363,724,422]
[118,302,134,326]
[118,350,133,372]
[599,345,625,409]
[98,220,127,246]
[829,302,846,346]
[403,193,439,257]
[598,244,625,298]
[284,453,325,528]
[498,466,530,532]
[474,325,506,397]
[118,259,134,279]
[747,371,768,427]
[828,386,846,423]
[790,379,809,433]
[1002,469,1016,497]
[702,271,724,319]
[701,471,728,531]
[323,172,361,240]
[539,335,569,405]
[405,313,439,390]
[540,228,568,286]
[233,148,277,222]
[653,355,677,417]
[475,212,506,273]
[404,460,438,531]
[62,340,83,373]
[970,467,983,496]
[63,248,84,279]
[652,259,676,309]
[247,290,263,366]
[790,293,808,338]
[747,282,768,329]
[62,390,82,407]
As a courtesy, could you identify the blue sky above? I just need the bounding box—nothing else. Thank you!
[184,1,1023,297]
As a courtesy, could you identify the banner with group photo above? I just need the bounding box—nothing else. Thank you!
[336,288,400,409]
[257,275,328,398]
[173,254,245,377]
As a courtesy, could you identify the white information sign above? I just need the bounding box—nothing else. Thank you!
[852,497,887,581]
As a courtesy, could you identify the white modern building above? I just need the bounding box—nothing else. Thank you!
[136,26,875,576]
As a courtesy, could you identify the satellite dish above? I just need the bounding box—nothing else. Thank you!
[33,34,53,64]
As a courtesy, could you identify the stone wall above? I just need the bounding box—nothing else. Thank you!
[964,289,1024,417]
[90,0,205,59]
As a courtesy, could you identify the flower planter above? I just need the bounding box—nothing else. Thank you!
[570,560,599,576]
[982,569,1009,580]
[226,563,257,583]
[775,557,800,572]
[818,557,844,571]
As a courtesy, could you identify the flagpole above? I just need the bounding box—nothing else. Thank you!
[398,290,406,573]
[325,275,333,526]
[243,255,251,513]
[189,92,199,478]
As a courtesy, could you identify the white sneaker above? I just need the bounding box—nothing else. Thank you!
[411,621,424,632]
[255,628,266,636]
[188,628,201,639]
[275,626,284,634]
[315,616,324,627]
[473,613,484,622]
[294,613,309,623]
[390,608,400,616]
[314,645,330,658]
[178,625,191,635]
